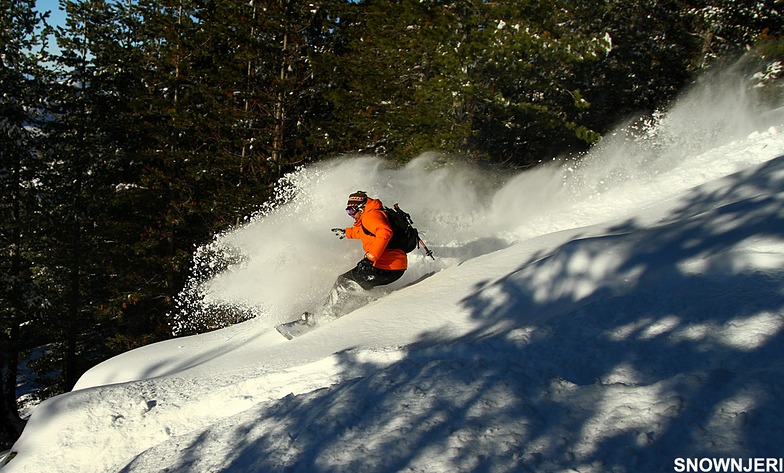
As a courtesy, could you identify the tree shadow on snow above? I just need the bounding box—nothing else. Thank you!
[148,156,784,472]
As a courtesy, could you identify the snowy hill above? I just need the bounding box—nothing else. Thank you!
[3,73,784,473]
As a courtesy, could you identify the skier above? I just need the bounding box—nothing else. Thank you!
[333,191,408,286]
[277,190,427,338]
[306,191,407,325]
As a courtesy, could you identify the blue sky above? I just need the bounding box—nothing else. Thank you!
[33,0,65,57]
[35,0,66,28]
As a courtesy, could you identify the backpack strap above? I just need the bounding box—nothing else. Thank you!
[360,208,385,237]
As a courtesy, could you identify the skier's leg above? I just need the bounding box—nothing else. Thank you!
[309,270,369,323]
[307,262,406,324]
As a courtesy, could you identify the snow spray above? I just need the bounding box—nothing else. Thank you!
[171,66,783,336]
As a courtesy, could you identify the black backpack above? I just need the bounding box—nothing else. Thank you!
[362,204,420,253]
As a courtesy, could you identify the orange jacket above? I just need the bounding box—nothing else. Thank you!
[344,198,408,270]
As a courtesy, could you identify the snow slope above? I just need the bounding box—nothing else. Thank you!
[4,71,784,473]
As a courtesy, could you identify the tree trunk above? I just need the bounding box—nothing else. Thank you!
[271,30,288,177]
[1,136,26,446]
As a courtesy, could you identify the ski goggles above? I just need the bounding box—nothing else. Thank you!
[346,205,361,216]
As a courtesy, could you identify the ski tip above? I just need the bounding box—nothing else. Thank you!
[275,325,296,340]
[275,315,317,339]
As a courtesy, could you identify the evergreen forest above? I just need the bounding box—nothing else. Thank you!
[1,0,782,449]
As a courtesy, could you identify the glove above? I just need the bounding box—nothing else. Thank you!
[331,228,346,239]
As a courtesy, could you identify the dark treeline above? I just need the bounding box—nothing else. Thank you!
[1,0,781,448]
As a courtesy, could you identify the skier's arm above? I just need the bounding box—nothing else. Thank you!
[345,226,362,239]
[362,212,393,261]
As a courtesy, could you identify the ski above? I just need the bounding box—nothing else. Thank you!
[275,313,317,340]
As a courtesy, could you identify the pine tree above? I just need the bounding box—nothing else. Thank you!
[112,0,208,333]
[122,0,346,332]
[38,0,145,390]
[690,0,784,67]
[0,0,50,447]
[571,0,783,137]
[459,0,607,164]
[318,0,469,157]
[321,0,607,164]
[223,0,341,176]
[572,0,699,133]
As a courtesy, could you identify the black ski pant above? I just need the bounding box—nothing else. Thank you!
[338,258,406,290]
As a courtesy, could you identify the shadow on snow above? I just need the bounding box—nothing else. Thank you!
[134,156,784,472]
